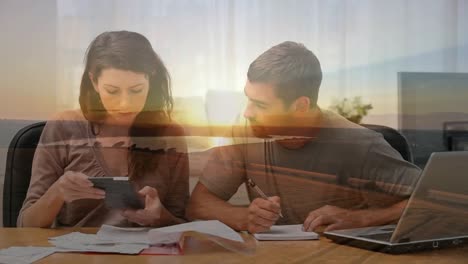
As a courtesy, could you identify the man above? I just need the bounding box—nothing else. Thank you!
[186,41,421,234]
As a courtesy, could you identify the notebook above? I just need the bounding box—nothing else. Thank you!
[254,225,319,241]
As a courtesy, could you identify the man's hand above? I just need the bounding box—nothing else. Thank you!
[303,205,369,232]
[247,196,281,234]
[122,186,165,226]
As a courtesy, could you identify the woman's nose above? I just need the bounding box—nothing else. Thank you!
[119,95,130,111]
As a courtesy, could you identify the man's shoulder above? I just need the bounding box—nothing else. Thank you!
[319,110,380,141]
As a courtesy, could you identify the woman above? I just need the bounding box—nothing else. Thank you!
[18,31,189,227]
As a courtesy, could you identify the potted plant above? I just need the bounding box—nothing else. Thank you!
[329,96,373,124]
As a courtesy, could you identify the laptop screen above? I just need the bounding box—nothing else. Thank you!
[391,151,468,243]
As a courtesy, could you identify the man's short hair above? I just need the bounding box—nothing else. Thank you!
[247,41,322,107]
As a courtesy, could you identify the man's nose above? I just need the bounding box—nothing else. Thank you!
[243,103,255,120]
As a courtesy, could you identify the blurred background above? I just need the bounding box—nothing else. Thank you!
[1,0,468,226]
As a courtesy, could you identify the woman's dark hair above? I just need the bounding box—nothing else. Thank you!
[79,31,174,179]
[80,30,173,123]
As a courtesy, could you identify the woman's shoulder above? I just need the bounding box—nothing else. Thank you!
[162,120,188,152]
[42,110,89,142]
[131,119,187,153]
[163,120,186,137]
[49,109,86,122]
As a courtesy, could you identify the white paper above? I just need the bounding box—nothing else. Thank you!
[254,225,319,241]
[97,225,151,244]
[0,246,55,264]
[43,220,244,256]
[53,243,147,255]
[49,231,148,254]
[149,220,244,244]
[49,232,114,245]
[140,244,181,255]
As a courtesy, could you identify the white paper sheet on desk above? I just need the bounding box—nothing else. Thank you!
[0,246,55,264]
[49,232,114,245]
[48,232,148,254]
[52,243,147,255]
[96,226,182,254]
[97,225,151,244]
[148,220,244,244]
[254,224,319,241]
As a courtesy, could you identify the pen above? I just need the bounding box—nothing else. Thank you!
[247,178,284,218]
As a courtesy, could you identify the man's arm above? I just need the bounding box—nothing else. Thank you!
[186,182,281,233]
[303,199,408,232]
[186,182,248,231]
[301,131,421,232]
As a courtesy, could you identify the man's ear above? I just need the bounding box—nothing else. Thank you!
[88,72,99,93]
[292,96,310,112]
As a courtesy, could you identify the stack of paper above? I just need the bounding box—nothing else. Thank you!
[254,225,319,241]
[0,220,248,262]
[96,225,151,244]
[48,232,148,254]
[0,246,56,264]
[96,225,180,255]
[148,220,244,244]
[50,220,245,255]
[97,220,245,254]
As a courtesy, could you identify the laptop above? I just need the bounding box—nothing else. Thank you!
[324,151,468,254]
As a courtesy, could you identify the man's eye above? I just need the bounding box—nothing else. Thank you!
[256,103,267,109]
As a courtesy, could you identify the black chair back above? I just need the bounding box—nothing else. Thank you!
[361,124,413,163]
[3,122,46,227]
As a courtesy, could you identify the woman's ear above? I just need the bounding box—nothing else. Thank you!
[292,96,310,112]
[88,72,99,93]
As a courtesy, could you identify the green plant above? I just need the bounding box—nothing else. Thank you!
[329,96,373,124]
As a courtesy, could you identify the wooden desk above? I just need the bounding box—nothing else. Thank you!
[1,228,467,263]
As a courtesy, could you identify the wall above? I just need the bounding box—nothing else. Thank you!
[0,0,57,226]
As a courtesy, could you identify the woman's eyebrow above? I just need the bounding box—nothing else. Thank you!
[103,84,120,89]
[129,83,145,89]
[103,83,145,89]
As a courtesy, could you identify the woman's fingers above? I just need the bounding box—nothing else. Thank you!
[138,186,158,198]
[63,177,105,196]
[122,187,164,226]
[59,172,105,202]
[122,210,151,226]
[65,171,93,187]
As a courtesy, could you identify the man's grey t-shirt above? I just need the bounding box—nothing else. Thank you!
[200,110,421,225]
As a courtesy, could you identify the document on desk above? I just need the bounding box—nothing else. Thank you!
[48,232,148,255]
[97,225,151,244]
[148,220,250,255]
[148,220,244,244]
[98,220,246,255]
[254,225,319,241]
[96,220,243,245]
[46,220,246,256]
[0,246,56,264]
[96,225,181,255]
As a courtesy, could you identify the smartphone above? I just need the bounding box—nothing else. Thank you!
[89,177,144,209]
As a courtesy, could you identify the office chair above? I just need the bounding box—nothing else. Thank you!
[3,121,46,227]
[361,124,413,163]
